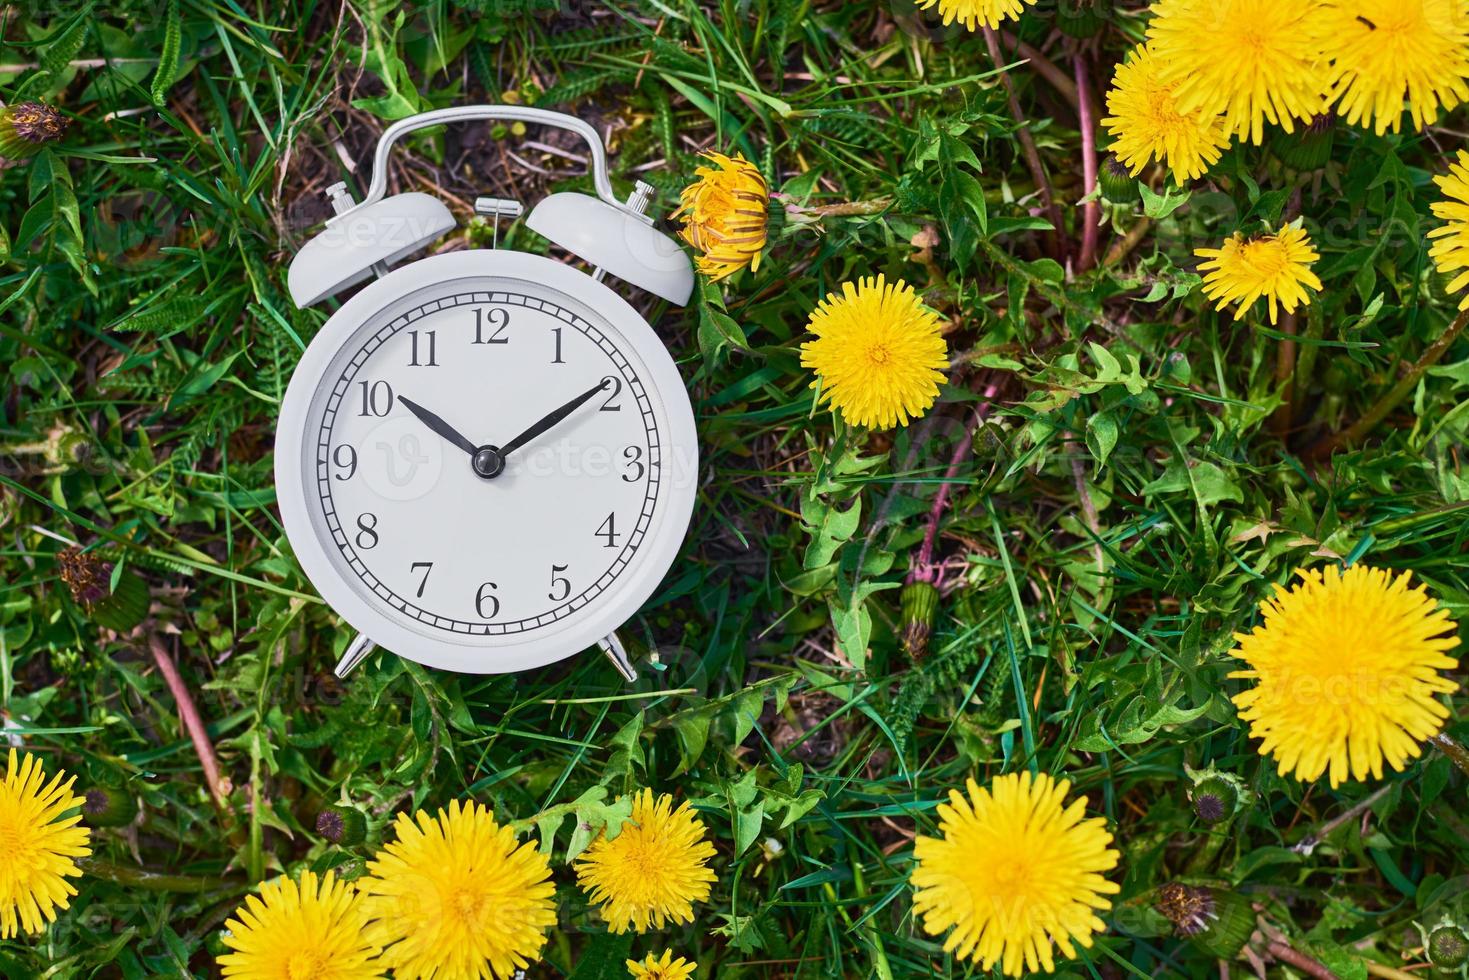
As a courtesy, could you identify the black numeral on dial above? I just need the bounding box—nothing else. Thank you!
[355,513,379,550]
[408,330,437,366]
[475,582,500,619]
[473,308,509,344]
[357,380,394,417]
[600,375,622,411]
[622,446,644,482]
[411,561,433,598]
[551,327,565,364]
[333,445,357,480]
[548,563,571,602]
[596,512,620,549]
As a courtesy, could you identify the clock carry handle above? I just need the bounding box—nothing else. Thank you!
[339,105,649,225]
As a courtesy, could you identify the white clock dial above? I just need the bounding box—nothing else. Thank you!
[311,285,659,635]
[276,251,698,674]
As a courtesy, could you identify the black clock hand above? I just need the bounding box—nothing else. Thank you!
[398,396,479,458]
[499,379,612,458]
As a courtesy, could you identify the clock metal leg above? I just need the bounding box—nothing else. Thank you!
[334,634,378,678]
[596,633,638,683]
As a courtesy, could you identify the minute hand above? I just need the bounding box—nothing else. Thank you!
[499,379,611,458]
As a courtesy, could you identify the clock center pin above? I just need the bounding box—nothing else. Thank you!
[472,445,506,479]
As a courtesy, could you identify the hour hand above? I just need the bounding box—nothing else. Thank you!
[397,396,478,458]
[499,379,612,458]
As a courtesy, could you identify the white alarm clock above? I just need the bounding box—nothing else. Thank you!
[276,106,698,680]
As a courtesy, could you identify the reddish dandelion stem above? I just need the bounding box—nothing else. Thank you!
[147,634,229,811]
[1074,51,1100,272]
[1266,940,1341,980]
[983,27,1066,262]
[910,385,1000,583]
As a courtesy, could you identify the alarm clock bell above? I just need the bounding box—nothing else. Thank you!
[286,105,693,310]
[283,106,698,683]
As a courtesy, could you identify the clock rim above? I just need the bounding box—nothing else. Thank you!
[275,249,699,674]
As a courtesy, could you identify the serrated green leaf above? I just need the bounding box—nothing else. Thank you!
[40,9,91,76]
[1139,183,1191,219]
[150,1,183,105]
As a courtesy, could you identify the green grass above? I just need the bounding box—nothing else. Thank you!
[3,0,1469,977]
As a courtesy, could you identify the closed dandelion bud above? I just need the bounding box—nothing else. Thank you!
[1271,113,1335,172]
[901,580,940,659]
[1099,155,1139,205]
[1322,358,1356,395]
[1055,0,1106,37]
[1155,882,1254,960]
[1429,925,1469,973]
[1191,777,1238,824]
[0,101,68,159]
[83,785,138,827]
[315,804,368,846]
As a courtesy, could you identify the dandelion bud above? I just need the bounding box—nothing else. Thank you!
[1272,113,1336,172]
[1429,925,1469,972]
[82,785,138,827]
[1191,777,1238,824]
[315,804,368,846]
[900,580,940,659]
[0,101,68,159]
[1099,155,1138,205]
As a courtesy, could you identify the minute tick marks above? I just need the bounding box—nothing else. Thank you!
[312,288,661,637]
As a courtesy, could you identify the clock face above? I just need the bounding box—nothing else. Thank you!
[277,252,698,673]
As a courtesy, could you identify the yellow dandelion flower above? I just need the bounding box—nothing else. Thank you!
[626,949,696,980]
[1147,0,1330,144]
[1319,0,1469,135]
[913,0,1038,31]
[1229,565,1460,788]
[1195,223,1323,324]
[674,151,768,282]
[575,789,717,934]
[799,275,948,429]
[218,871,384,980]
[912,771,1120,977]
[0,748,90,939]
[1102,44,1231,185]
[1428,149,1469,310]
[360,801,556,980]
